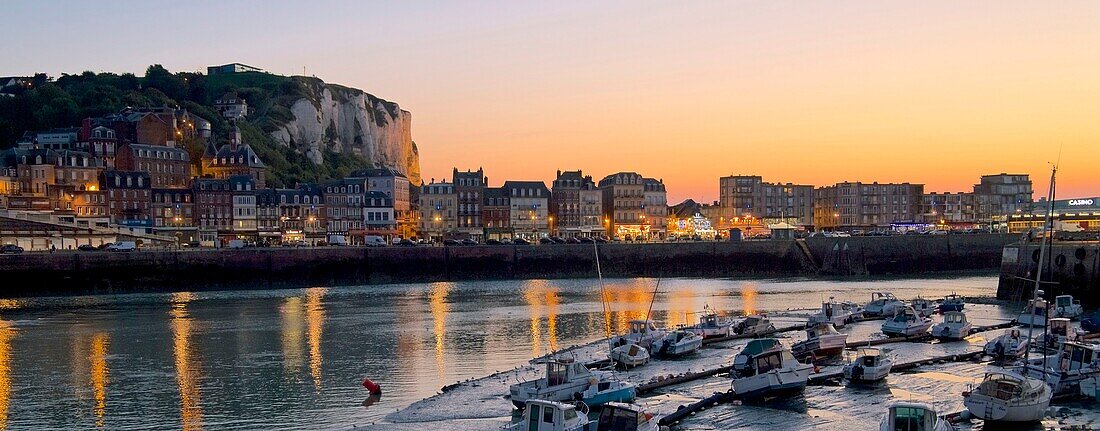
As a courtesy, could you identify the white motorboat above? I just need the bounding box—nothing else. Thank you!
[879,401,956,431]
[611,320,666,350]
[807,297,860,328]
[610,343,650,368]
[881,306,933,337]
[654,330,702,357]
[733,314,775,337]
[844,348,892,384]
[931,311,972,341]
[732,345,814,400]
[1021,341,1100,395]
[1016,298,1048,327]
[1053,294,1083,320]
[688,308,732,339]
[733,338,782,377]
[1044,317,1072,348]
[864,292,905,317]
[510,358,636,408]
[791,323,848,359]
[911,297,936,318]
[505,399,591,431]
[984,329,1030,359]
[937,293,966,313]
[595,402,667,431]
[963,371,1051,423]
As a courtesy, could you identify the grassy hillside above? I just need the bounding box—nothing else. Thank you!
[0,65,373,188]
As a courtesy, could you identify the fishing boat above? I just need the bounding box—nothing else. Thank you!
[733,338,782,377]
[937,293,965,313]
[807,297,860,328]
[509,358,636,408]
[881,306,932,337]
[911,297,936,318]
[1081,374,1099,399]
[984,329,1030,359]
[687,307,732,339]
[844,348,892,384]
[864,292,905,317]
[963,371,1051,422]
[931,311,972,341]
[654,329,702,357]
[611,320,666,350]
[505,399,591,431]
[791,323,848,359]
[732,345,814,400]
[733,314,775,337]
[879,401,956,431]
[1016,298,1048,327]
[1021,341,1100,395]
[1043,318,1073,348]
[1053,294,1084,319]
[610,343,650,368]
[596,402,667,431]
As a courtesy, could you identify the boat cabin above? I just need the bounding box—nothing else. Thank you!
[856,348,884,367]
[943,311,968,325]
[883,402,939,431]
[973,372,1028,401]
[700,314,723,328]
[627,320,659,335]
[806,323,840,340]
[544,359,592,387]
[1059,342,1099,372]
[597,402,655,431]
[519,400,586,431]
[754,349,796,374]
[1050,318,1071,338]
[891,308,920,323]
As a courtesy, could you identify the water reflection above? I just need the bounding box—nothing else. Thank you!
[428,283,453,379]
[666,287,701,328]
[90,332,109,428]
[0,320,13,429]
[522,281,561,356]
[740,282,758,315]
[281,296,305,373]
[305,287,326,390]
[170,292,202,431]
[605,280,655,334]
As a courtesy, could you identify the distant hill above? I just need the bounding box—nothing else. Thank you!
[0,65,420,188]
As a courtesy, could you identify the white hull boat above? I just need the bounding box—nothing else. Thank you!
[655,330,702,357]
[879,401,956,431]
[932,311,972,341]
[732,347,813,400]
[611,343,650,368]
[864,292,905,317]
[984,329,1029,359]
[688,310,732,339]
[611,320,666,350]
[510,358,636,408]
[791,323,848,359]
[734,315,775,337]
[807,298,860,328]
[1016,298,1048,327]
[733,338,782,377]
[505,399,591,431]
[911,297,936,318]
[963,371,1051,423]
[1053,295,1083,320]
[882,307,933,337]
[596,402,666,431]
[844,348,892,384]
[1021,341,1100,395]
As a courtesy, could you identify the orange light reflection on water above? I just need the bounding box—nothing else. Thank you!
[170,292,202,431]
[428,282,453,379]
[0,320,13,429]
[740,282,758,316]
[90,332,109,428]
[305,287,326,390]
[522,281,561,356]
[280,296,305,373]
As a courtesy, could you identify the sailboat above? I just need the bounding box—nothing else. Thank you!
[964,165,1058,423]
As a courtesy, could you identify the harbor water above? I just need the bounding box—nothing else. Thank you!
[0,274,1093,430]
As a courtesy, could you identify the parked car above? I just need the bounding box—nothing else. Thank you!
[0,244,24,254]
[500,238,514,245]
[106,242,137,252]
[77,244,97,252]
[549,236,567,244]
[485,239,502,245]
[460,238,479,246]
[512,238,531,245]
[595,236,609,243]
[566,237,581,244]
[539,237,554,245]
[442,239,461,246]
[577,236,595,244]
[396,239,418,247]
[364,235,388,247]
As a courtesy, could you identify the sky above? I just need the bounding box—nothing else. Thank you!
[2,1,1098,203]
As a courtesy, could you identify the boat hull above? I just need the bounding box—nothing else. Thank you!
[733,365,812,400]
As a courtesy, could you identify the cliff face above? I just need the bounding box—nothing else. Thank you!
[269,78,421,185]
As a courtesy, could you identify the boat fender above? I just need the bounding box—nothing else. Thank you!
[362,378,382,395]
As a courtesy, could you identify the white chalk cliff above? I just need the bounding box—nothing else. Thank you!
[270,78,421,185]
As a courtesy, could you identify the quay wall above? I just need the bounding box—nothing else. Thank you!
[997,241,1100,307]
[0,234,1016,297]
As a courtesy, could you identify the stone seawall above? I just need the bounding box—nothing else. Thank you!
[997,241,1100,307]
[0,234,1016,297]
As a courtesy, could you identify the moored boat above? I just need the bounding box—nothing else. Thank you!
[879,401,956,431]
[610,343,649,368]
[611,320,666,350]
[504,399,592,431]
[596,402,667,431]
[1053,294,1083,319]
[687,307,732,339]
[807,297,860,328]
[864,292,905,317]
[1020,341,1100,395]
[1016,298,1048,328]
[844,347,892,384]
[911,297,936,318]
[654,330,702,357]
[963,371,1051,423]
[733,338,782,377]
[510,358,636,408]
[984,329,1029,359]
[791,323,848,359]
[733,314,775,337]
[881,306,933,337]
[931,311,972,341]
[937,293,965,313]
[732,345,814,400]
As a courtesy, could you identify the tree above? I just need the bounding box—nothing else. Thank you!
[143,64,187,102]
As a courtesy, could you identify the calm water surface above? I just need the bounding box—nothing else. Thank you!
[0,274,1002,430]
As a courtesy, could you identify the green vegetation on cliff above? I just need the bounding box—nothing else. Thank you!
[0,65,373,188]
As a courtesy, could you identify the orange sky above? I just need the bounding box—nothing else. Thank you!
[5,1,1098,202]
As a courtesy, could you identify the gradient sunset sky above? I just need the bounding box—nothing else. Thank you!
[3,1,1097,202]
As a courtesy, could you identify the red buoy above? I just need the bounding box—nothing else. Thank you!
[362,378,382,395]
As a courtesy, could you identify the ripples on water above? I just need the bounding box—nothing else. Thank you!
[0,274,1006,429]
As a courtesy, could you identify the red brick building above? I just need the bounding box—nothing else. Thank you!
[103,170,151,228]
[116,143,190,189]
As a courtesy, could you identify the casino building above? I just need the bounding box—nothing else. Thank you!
[1007,197,1100,233]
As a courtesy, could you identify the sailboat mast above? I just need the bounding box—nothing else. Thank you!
[594,241,613,352]
[1025,165,1057,367]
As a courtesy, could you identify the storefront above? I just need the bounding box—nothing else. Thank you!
[1008,197,1100,233]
